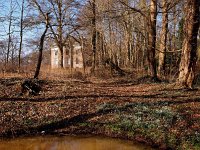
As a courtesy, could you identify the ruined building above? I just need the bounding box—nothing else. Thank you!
[51,42,83,69]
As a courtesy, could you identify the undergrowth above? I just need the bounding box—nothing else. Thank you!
[95,102,200,149]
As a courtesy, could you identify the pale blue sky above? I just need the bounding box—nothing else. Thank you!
[0,0,44,54]
[0,0,84,55]
[0,0,27,37]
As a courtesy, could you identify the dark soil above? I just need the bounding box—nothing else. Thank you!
[0,76,200,149]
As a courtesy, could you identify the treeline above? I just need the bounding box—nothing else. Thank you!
[0,0,199,88]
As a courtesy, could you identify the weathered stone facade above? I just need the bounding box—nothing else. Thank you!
[51,42,83,69]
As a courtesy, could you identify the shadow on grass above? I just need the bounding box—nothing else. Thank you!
[0,108,113,138]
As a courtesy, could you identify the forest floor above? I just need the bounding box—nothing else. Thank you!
[0,74,200,149]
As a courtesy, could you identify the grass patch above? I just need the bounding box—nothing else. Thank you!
[96,102,200,149]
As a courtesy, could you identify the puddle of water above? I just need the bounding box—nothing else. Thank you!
[0,135,153,150]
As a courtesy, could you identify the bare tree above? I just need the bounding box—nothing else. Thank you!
[18,0,25,72]
[6,0,15,65]
[34,13,50,79]
[30,0,80,68]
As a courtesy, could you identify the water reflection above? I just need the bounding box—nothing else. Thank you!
[0,136,153,150]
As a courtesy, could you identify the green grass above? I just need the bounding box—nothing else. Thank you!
[95,102,200,149]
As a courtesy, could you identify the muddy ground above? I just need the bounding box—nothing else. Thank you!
[0,76,200,149]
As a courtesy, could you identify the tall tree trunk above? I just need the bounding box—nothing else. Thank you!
[80,36,86,74]
[176,0,200,89]
[34,13,49,79]
[18,0,24,72]
[171,5,178,78]
[69,39,73,73]
[91,0,97,74]
[7,24,11,64]
[147,0,158,80]
[57,0,64,68]
[11,43,14,65]
[158,0,168,77]
[6,2,13,65]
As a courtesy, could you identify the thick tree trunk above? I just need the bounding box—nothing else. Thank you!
[57,0,64,68]
[58,45,64,68]
[147,0,158,80]
[158,0,168,77]
[176,0,200,89]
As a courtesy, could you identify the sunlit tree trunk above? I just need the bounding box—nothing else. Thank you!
[6,0,14,65]
[176,0,200,89]
[147,0,158,80]
[57,0,64,68]
[158,0,168,77]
